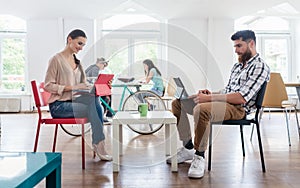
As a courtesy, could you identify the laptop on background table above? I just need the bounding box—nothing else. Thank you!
[173,77,197,113]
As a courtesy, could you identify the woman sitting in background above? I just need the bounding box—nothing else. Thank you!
[142,59,165,96]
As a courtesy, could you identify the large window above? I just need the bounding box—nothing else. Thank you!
[235,16,291,82]
[104,35,160,78]
[0,15,26,92]
[101,14,163,79]
[256,34,290,81]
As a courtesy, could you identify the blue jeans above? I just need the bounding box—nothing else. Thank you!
[49,95,104,144]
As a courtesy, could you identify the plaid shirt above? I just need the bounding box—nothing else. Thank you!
[225,53,270,113]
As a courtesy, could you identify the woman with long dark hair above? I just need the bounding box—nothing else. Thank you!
[44,29,112,161]
[142,59,164,96]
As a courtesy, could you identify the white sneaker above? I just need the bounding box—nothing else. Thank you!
[103,116,111,125]
[188,155,205,178]
[167,147,194,164]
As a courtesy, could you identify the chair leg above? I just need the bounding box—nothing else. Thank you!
[294,107,300,138]
[250,124,254,141]
[259,107,264,121]
[34,121,42,152]
[208,123,213,171]
[255,123,266,172]
[252,108,263,141]
[52,124,59,152]
[240,125,245,157]
[81,123,85,169]
[284,109,291,146]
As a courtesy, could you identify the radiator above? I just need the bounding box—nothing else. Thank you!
[0,97,21,112]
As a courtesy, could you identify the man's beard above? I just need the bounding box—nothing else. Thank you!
[238,48,252,63]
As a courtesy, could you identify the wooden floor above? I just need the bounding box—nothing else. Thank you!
[1,111,300,187]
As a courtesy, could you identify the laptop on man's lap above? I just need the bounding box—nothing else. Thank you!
[173,77,196,113]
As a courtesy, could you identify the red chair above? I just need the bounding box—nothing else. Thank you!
[31,80,89,169]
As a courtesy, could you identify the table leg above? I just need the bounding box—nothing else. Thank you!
[296,86,300,102]
[0,115,2,144]
[120,124,123,155]
[113,123,120,172]
[170,123,178,172]
[46,165,61,188]
[81,124,85,169]
[165,123,170,156]
[295,86,300,137]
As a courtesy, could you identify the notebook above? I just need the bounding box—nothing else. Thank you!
[73,74,114,96]
[173,77,196,113]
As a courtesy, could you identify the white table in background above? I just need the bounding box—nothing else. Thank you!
[285,83,300,102]
[112,111,177,172]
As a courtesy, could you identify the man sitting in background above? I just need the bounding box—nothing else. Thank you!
[85,57,113,121]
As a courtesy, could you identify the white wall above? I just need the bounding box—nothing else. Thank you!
[206,18,234,88]
[290,19,300,82]
[27,18,96,83]
[167,17,234,94]
[288,19,300,109]
[27,19,62,84]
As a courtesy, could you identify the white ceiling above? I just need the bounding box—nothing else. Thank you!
[1,0,300,20]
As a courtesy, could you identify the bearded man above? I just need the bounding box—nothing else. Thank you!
[169,30,270,179]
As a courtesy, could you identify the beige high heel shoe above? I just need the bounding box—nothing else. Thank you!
[92,141,112,161]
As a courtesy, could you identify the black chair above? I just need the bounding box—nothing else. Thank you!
[208,81,267,172]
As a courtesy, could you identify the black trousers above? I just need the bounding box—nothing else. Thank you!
[101,95,113,117]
